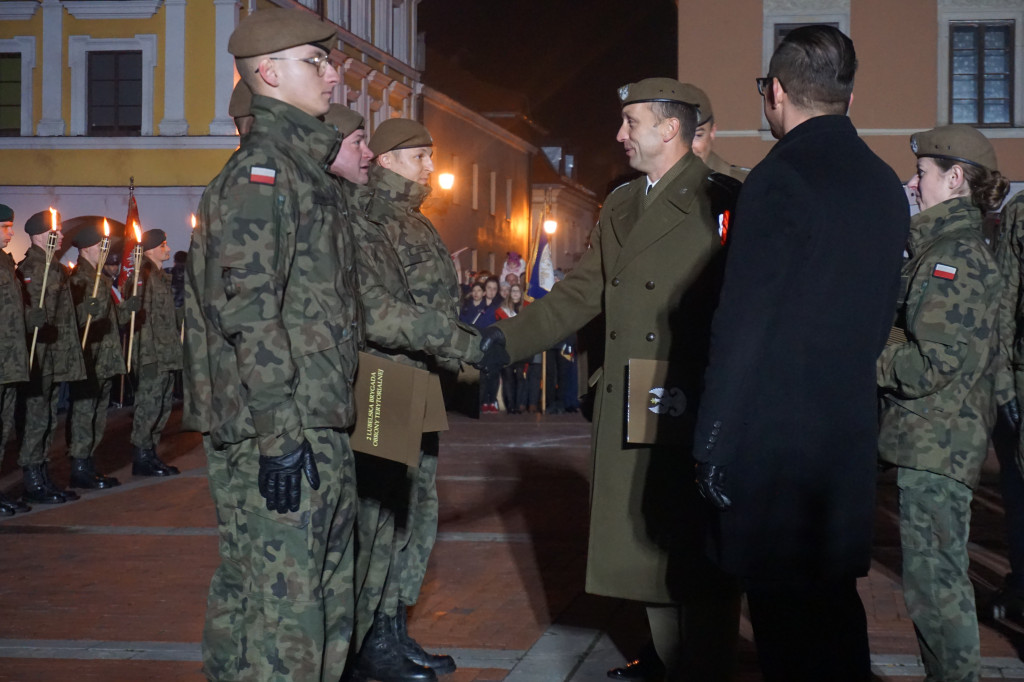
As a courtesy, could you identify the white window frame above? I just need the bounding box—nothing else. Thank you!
[0,37,35,136]
[68,35,158,137]
[937,4,1024,128]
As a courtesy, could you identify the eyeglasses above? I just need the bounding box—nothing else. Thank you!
[259,55,333,76]
[756,77,771,97]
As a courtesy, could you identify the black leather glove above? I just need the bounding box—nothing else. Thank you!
[25,307,46,330]
[1000,398,1021,430]
[477,325,510,367]
[257,440,320,514]
[696,461,732,511]
[85,297,103,317]
[120,296,141,314]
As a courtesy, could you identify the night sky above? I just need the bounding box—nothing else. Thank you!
[418,0,679,196]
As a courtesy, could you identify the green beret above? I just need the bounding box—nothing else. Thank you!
[25,210,58,236]
[910,124,997,172]
[0,204,12,222]
[228,7,337,58]
[678,83,713,125]
[324,104,365,138]
[228,81,252,118]
[369,118,432,155]
[73,224,102,249]
[618,77,701,114]
[141,228,166,251]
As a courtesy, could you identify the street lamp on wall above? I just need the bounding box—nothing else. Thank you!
[543,216,557,234]
[438,172,455,191]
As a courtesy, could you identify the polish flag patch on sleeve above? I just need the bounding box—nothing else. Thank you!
[932,263,957,280]
[249,166,276,185]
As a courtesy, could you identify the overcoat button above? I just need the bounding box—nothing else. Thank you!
[610,331,617,340]
[645,332,655,342]
[612,277,620,286]
[607,384,613,393]
[645,281,655,290]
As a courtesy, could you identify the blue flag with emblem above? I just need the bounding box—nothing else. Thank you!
[526,229,555,301]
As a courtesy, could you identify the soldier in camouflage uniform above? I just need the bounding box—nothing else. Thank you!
[128,228,181,476]
[340,117,482,682]
[0,204,32,515]
[17,210,84,504]
[878,125,1011,682]
[183,9,361,681]
[66,223,137,488]
[992,187,1024,620]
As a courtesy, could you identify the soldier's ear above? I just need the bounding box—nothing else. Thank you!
[948,164,967,192]
[660,116,679,143]
[255,58,280,88]
[378,152,393,170]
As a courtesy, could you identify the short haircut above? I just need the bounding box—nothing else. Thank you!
[768,24,856,115]
[650,101,698,145]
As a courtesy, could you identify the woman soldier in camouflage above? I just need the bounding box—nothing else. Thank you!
[878,124,1011,682]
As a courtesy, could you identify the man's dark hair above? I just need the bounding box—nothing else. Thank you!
[174,250,187,264]
[651,101,698,145]
[768,24,856,115]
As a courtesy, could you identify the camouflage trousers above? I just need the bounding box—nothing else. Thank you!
[0,384,16,458]
[897,467,979,682]
[353,433,440,649]
[18,374,60,467]
[130,363,174,450]
[66,377,113,460]
[202,428,357,682]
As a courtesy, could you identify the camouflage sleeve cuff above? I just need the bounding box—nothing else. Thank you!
[251,402,304,458]
[449,321,483,363]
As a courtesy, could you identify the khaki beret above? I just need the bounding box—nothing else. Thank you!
[228,81,252,118]
[678,83,713,125]
[73,224,102,249]
[369,119,433,155]
[25,210,58,236]
[141,228,166,251]
[0,204,12,222]
[910,124,997,172]
[228,7,337,58]
[324,104,365,138]
[618,77,701,116]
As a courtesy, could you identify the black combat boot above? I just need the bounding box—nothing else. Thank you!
[69,457,121,489]
[0,490,30,513]
[22,464,66,504]
[41,465,79,501]
[351,612,437,682]
[132,446,180,476]
[395,603,456,674]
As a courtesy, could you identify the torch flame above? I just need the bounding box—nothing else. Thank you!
[49,207,58,231]
[191,213,197,229]
[133,221,141,243]
[102,218,109,237]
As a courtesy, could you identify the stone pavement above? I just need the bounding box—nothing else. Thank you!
[1,406,1024,681]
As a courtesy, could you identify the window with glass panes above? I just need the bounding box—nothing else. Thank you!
[88,51,142,136]
[0,53,20,137]
[950,21,1014,126]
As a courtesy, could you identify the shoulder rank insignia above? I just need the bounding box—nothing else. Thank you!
[249,166,276,185]
[932,263,957,280]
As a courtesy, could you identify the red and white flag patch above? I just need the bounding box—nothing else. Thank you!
[932,263,957,280]
[249,166,276,185]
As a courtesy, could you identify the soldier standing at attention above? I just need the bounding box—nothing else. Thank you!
[0,204,32,515]
[17,210,84,504]
[128,228,181,477]
[479,78,742,680]
[339,116,482,682]
[67,223,137,488]
[879,125,1009,682]
[184,8,361,681]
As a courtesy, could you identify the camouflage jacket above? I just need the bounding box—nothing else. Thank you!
[995,190,1024,406]
[129,257,182,372]
[70,257,127,380]
[347,165,481,373]
[18,245,86,382]
[877,197,1004,487]
[0,250,29,384]
[184,94,360,457]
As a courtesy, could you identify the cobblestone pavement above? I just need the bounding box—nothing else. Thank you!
[1,406,1023,680]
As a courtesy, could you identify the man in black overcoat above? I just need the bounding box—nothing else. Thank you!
[692,25,910,681]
